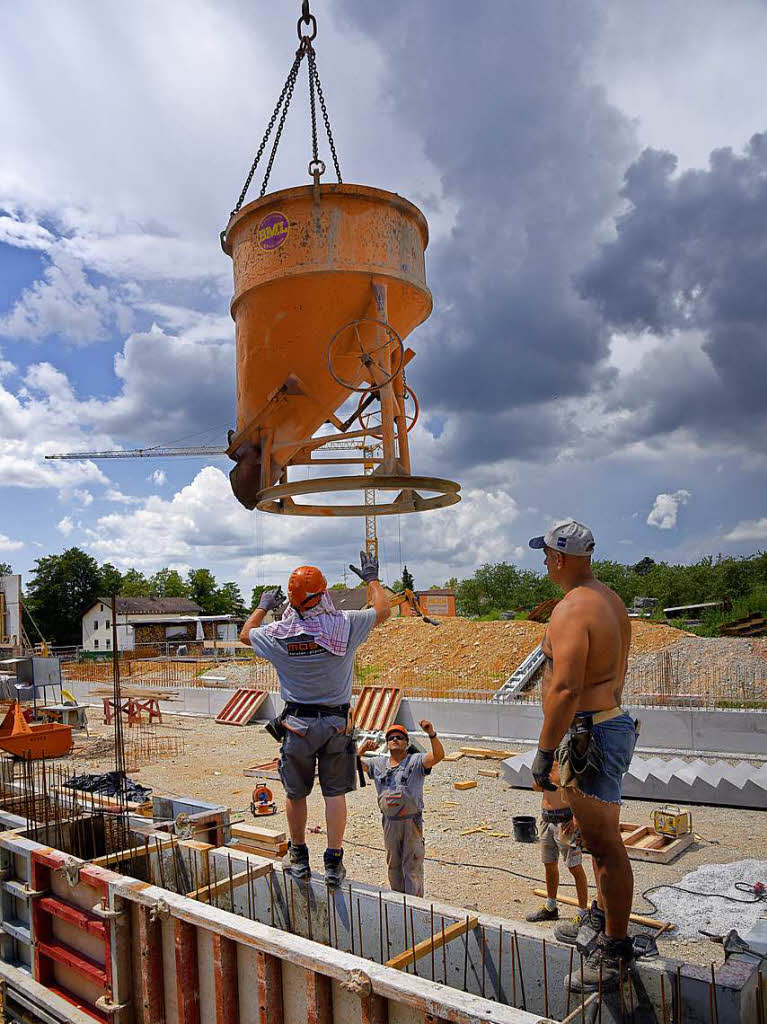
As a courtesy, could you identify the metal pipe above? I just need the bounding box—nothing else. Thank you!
[542,937,548,1018]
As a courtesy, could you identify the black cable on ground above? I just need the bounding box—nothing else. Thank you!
[641,881,767,917]
[343,838,578,887]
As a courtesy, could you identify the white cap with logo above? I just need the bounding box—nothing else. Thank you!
[529,519,595,556]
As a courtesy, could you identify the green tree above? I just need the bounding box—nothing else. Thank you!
[98,562,123,595]
[0,562,13,578]
[216,582,247,617]
[401,565,415,591]
[26,547,104,645]
[391,578,403,593]
[187,568,219,613]
[120,569,152,596]
[149,568,190,598]
[632,557,656,577]
[329,582,347,590]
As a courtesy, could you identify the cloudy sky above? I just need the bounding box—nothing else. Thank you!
[1,0,766,596]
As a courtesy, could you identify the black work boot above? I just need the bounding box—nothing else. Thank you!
[526,903,559,923]
[554,900,604,945]
[283,841,311,882]
[323,848,346,888]
[567,932,635,992]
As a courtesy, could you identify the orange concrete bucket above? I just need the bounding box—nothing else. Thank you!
[221,183,460,517]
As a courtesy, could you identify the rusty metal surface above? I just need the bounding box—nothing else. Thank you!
[223,184,431,469]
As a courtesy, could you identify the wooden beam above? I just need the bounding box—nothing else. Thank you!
[256,950,284,1024]
[187,866,273,904]
[532,890,669,930]
[136,903,165,1024]
[174,919,200,1024]
[213,933,239,1024]
[306,969,332,1024]
[386,916,478,971]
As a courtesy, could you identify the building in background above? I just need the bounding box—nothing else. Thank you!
[401,589,456,618]
[80,597,241,653]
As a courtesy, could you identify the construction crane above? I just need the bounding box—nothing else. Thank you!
[46,447,226,460]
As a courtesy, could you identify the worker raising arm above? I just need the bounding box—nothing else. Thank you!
[358,720,444,897]
[239,552,390,887]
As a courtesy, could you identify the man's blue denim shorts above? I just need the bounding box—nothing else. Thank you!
[576,712,637,804]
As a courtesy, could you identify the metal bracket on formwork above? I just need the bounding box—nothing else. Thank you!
[91,901,128,927]
[21,884,49,900]
[59,856,81,888]
[174,812,193,840]
[340,969,373,998]
[149,897,171,923]
[95,994,132,1017]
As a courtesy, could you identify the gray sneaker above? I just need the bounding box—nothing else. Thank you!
[567,932,634,992]
[526,903,559,923]
[283,842,311,882]
[554,902,604,945]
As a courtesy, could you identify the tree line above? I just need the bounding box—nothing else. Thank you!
[14,548,251,647]
[451,552,767,619]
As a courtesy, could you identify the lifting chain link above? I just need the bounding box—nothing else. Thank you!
[227,0,341,224]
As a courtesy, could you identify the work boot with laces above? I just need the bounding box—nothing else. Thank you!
[283,841,311,882]
[323,848,346,888]
[526,903,559,923]
[554,901,604,945]
[567,932,635,992]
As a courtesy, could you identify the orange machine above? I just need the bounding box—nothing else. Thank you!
[220,5,460,519]
[222,184,460,518]
[0,701,73,760]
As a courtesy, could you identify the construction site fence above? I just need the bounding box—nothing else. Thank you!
[60,644,767,710]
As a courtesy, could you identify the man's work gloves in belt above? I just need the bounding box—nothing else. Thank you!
[349,550,379,584]
[532,747,558,791]
[258,587,286,612]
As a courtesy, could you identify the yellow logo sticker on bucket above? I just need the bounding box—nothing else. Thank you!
[257,211,290,251]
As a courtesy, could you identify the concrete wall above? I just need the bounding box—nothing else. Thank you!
[64,681,767,756]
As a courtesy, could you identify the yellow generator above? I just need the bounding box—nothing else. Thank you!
[652,804,692,838]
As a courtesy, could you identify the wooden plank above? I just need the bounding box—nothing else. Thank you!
[626,830,693,864]
[213,933,239,1024]
[174,919,200,1024]
[386,916,478,971]
[453,781,476,791]
[442,751,464,762]
[458,746,516,759]
[256,950,284,1024]
[477,769,500,778]
[532,889,669,930]
[231,823,286,845]
[188,863,272,904]
[136,903,165,1024]
[230,840,288,859]
[306,969,332,1024]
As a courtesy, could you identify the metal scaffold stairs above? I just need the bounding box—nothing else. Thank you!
[490,643,545,703]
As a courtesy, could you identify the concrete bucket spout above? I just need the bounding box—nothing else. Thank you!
[221,183,460,517]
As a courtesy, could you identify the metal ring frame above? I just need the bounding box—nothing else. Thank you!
[327,317,404,393]
[256,474,460,517]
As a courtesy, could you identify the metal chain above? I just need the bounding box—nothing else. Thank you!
[308,51,342,183]
[259,49,304,197]
[231,48,305,215]
[227,2,341,221]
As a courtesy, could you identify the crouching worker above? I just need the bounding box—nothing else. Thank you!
[359,721,444,897]
[240,552,389,887]
[527,761,588,924]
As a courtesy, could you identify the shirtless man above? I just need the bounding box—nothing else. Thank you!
[529,520,636,992]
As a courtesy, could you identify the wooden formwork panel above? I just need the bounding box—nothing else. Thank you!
[354,687,402,734]
[215,689,269,727]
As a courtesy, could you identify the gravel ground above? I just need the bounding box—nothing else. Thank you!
[68,711,767,967]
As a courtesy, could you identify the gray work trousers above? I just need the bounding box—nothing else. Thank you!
[382,814,425,897]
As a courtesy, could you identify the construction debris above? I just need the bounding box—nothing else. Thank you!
[477,769,500,778]
[453,780,477,791]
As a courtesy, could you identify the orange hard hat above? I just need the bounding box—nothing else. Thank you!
[385,724,409,740]
[287,566,327,610]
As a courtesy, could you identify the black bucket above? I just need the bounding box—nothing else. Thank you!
[512,815,538,842]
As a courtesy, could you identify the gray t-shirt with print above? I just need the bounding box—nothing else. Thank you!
[249,608,377,706]
[368,752,428,812]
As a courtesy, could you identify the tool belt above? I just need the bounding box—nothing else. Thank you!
[541,807,573,825]
[557,708,620,789]
[283,702,350,718]
[265,702,350,742]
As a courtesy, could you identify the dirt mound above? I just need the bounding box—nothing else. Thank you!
[356,616,687,680]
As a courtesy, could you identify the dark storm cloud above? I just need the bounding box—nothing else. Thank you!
[333,0,636,466]
[578,134,767,446]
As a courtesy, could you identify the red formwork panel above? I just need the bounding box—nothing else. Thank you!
[215,688,268,726]
[354,686,403,733]
[31,850,115,1023]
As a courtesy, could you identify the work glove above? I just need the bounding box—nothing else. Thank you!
[257,587,285,612]
[349,550,379,584]
[531,747,557,791]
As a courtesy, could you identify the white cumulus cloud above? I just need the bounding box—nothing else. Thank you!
[0,533,23,551]
[149,469,167,486]
[725,518,767,542]
[57,516,75,536]
[647,490,691,530]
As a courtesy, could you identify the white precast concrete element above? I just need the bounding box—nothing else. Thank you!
[501,749,767,809]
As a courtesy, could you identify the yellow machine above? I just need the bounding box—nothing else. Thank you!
[387,589,441,627]
[652,805,692,838]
